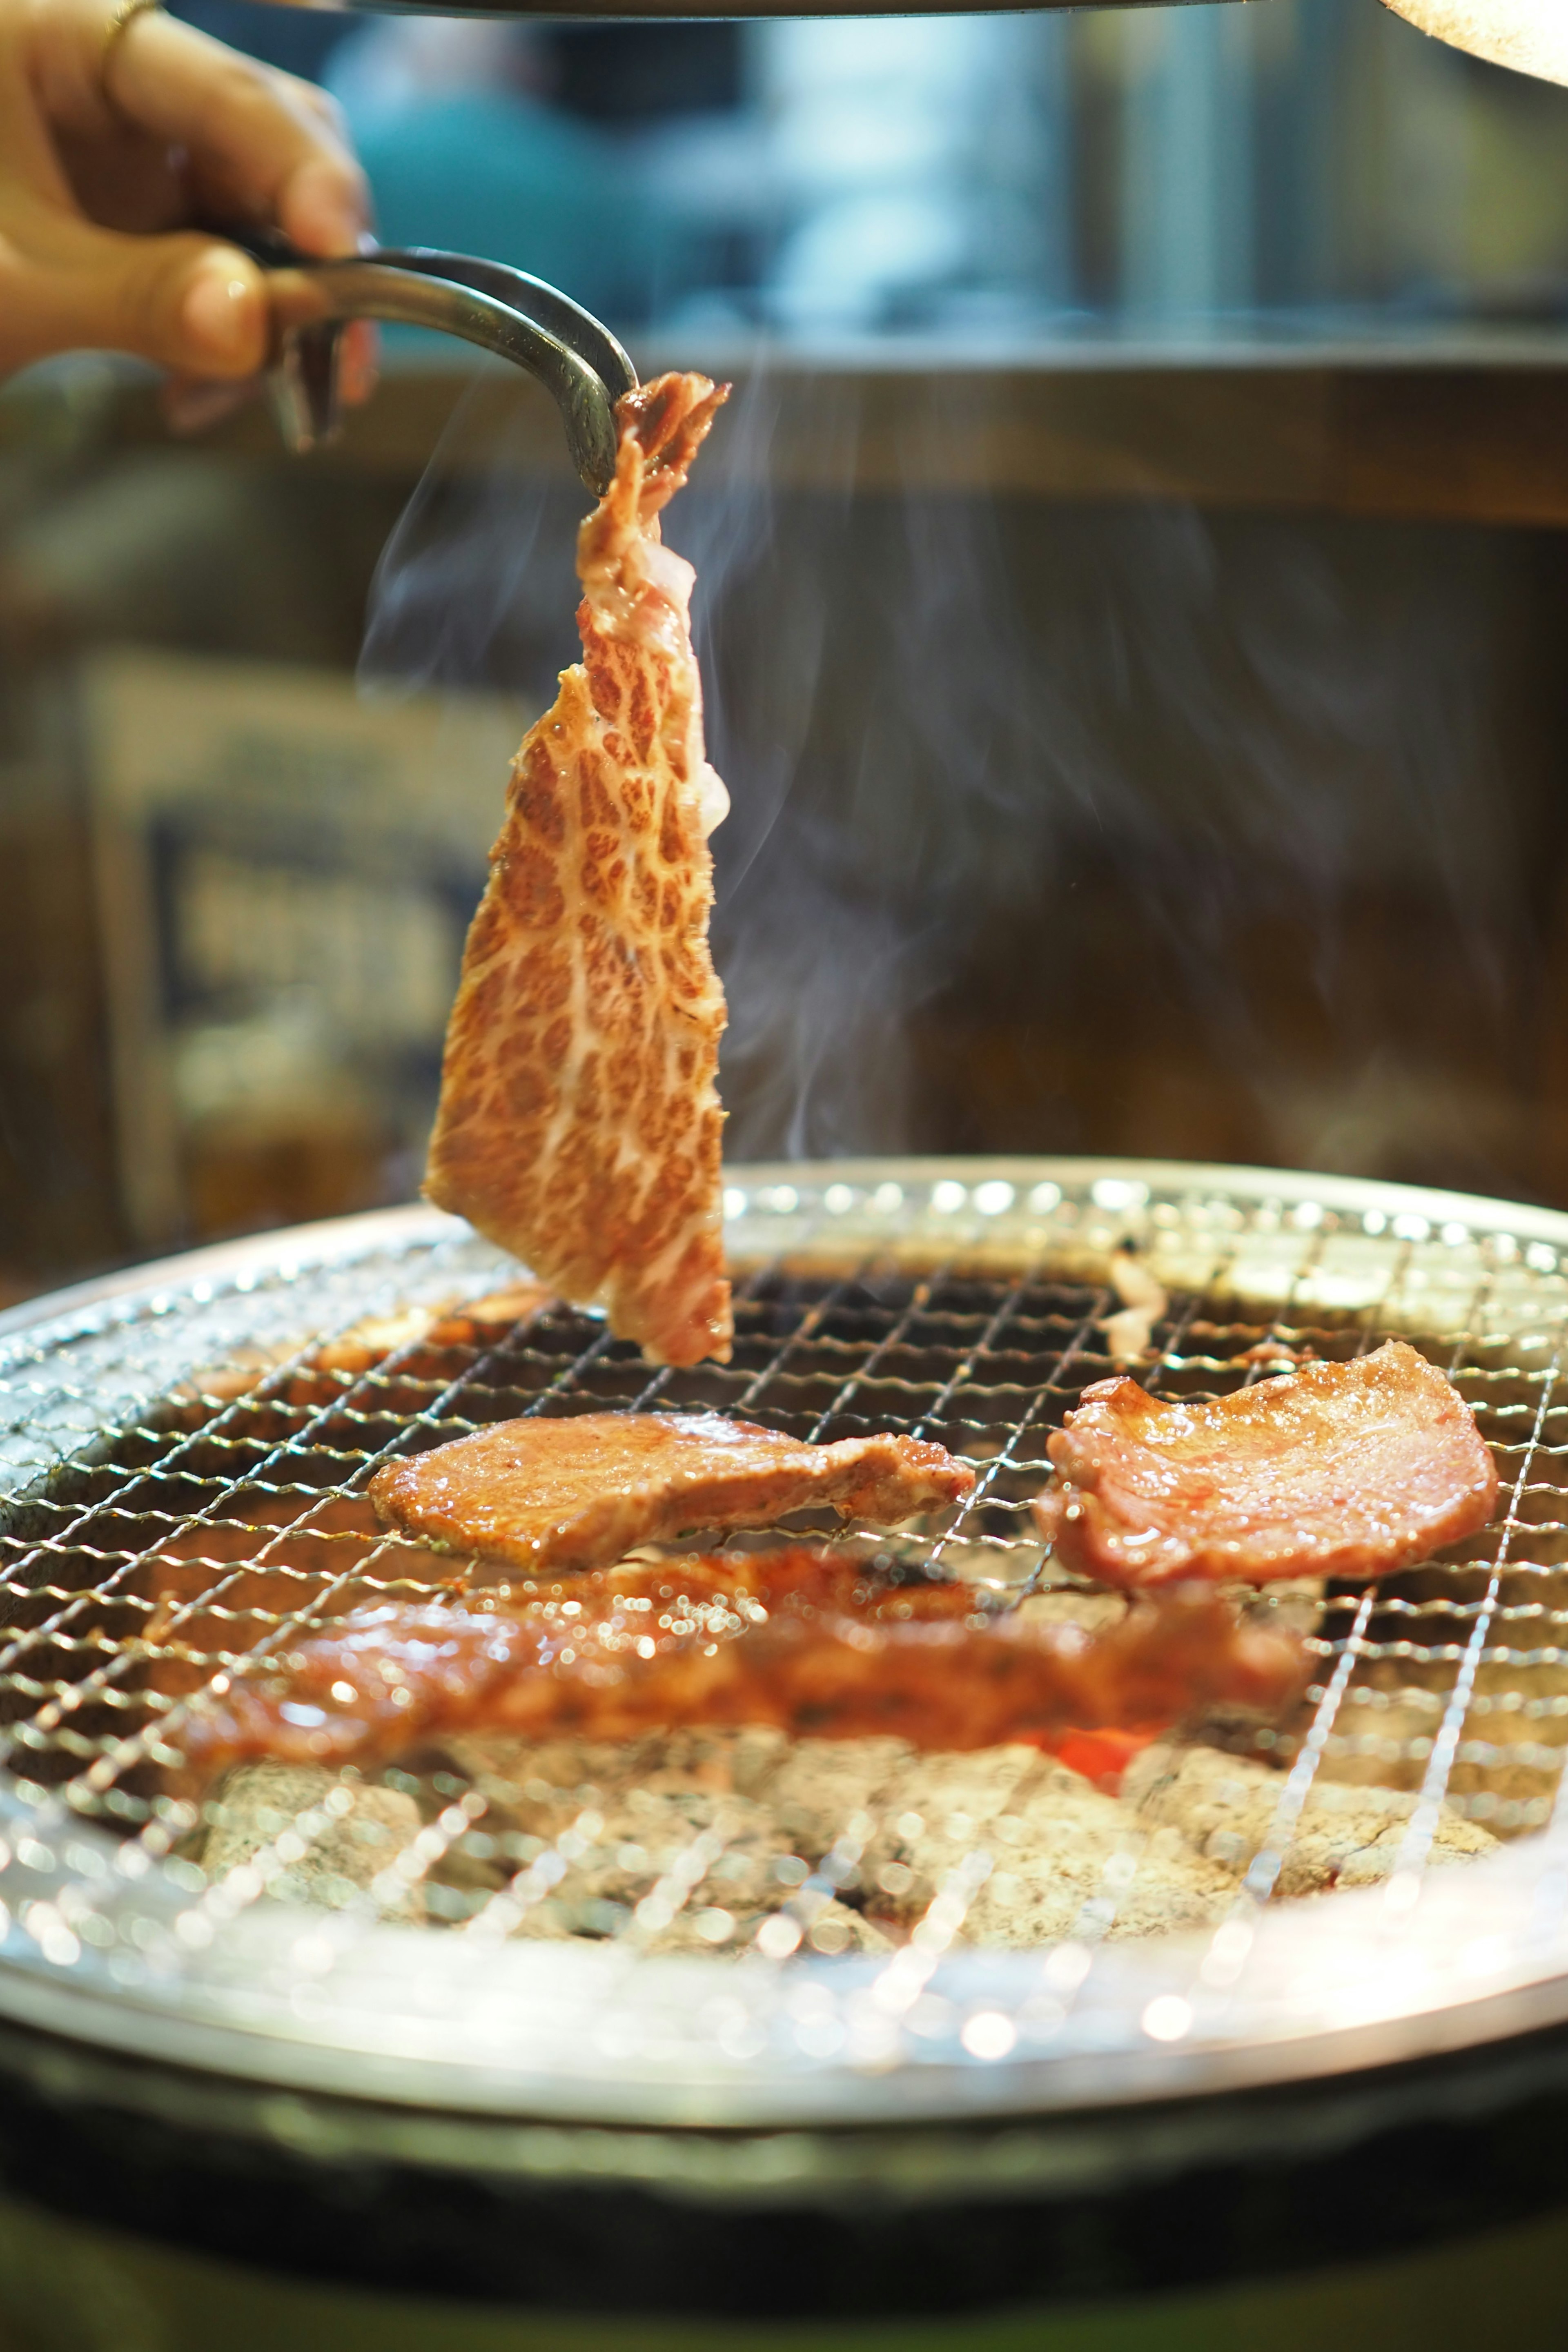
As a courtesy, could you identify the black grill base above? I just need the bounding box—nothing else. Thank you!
[2,2020,1568,2324]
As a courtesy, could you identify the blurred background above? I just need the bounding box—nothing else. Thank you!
[4,0,1568,1301]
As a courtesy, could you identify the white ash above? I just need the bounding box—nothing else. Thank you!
[195,1725,1496,1951]
[431,1728,892,1954]
[1123,1742,1496,1891]
[199,1761,427,1922]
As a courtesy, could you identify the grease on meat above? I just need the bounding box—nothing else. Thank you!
[179,1550,1305,1777]
[368,1410,976,1575]
[1034,1340,1498,1588]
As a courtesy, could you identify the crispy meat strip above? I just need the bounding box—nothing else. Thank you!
[1034,1339,1498,1589]
[369,1410,976,1576]
[172,1286,557,1419]
[425,373,733,1370]
[307,1286,555,1382]
[178,1549,1305,1776]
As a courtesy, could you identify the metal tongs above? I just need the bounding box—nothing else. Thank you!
[247,236,639,495]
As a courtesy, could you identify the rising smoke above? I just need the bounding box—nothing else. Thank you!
[359,356,1522,1184]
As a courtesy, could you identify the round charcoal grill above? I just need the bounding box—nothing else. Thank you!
[6,1156,1568,2332]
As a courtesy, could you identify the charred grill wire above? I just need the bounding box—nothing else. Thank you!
[0,1169,1560,2015]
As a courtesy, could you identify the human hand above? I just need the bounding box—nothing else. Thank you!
[0,0,376,416]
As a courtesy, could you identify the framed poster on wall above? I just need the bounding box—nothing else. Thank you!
[79,650,530,1249]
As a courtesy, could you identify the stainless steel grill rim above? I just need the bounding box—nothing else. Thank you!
[0,1156,1566,2131]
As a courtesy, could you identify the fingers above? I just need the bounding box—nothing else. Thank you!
[339,319,380,407]
[162,314,378,438]
[175,246,268,373]
[0,198,270,379]
[32,0,372,256]
[0,0,377,392]
[114,15,372,256]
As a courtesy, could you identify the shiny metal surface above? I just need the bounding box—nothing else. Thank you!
[0,1157,1564,2135]
[260,247,636,491]
[248,0,1200,17]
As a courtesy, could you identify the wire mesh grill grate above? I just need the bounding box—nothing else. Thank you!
[1,1167,1564,1956]
[0,1163,1567,2113]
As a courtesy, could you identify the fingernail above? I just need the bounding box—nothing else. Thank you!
[339,321,380,405]
[183,265,254,362]
[287,164,365,260]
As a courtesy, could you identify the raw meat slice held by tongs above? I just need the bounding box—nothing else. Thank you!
[243,234,638,491]
[423,368,733,1365]
[251,229,733,1365]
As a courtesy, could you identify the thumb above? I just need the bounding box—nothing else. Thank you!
[23,219,270,378]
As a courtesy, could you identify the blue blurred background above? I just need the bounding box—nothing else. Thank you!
[174,0,1568,337]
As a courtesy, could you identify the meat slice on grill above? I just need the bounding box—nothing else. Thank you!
[1033,1340,1498,1589]
[368,1410,976,1575]
[424,372,733,1370]
[178,1550,1305,1775]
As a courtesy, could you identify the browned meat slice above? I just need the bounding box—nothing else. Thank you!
[424,372,734,1370]
[178,1549,1305,1776]
[368,1410,976,1575]
[307,1285,555,1381]
[1033,1340,1498,1589]
[172,1285,557,1419]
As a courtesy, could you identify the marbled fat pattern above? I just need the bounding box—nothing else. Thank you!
[425,374,733,1367]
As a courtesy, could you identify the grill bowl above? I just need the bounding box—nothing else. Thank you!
[4,1158,1568,2317]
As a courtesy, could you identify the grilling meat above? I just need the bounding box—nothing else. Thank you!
[178,1550,1305,1775]
[424,373,733,1370]
[1034,1340,1498,1588]
[369,1411,976,1575]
